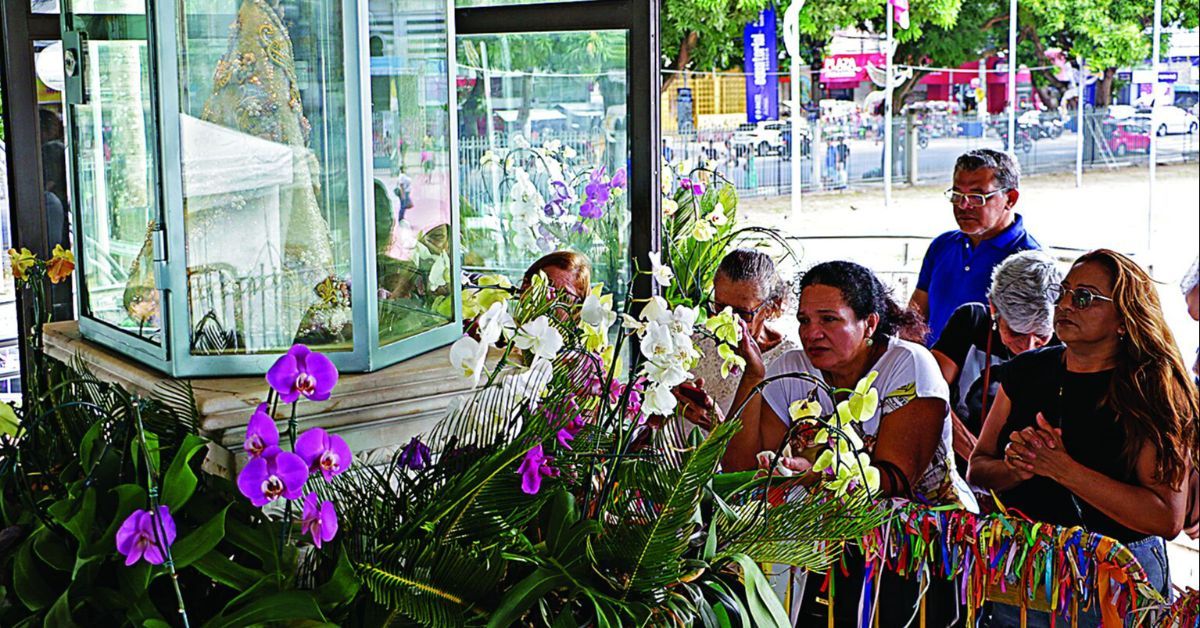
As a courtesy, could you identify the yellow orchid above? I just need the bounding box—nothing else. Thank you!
[662,197,679,217]
[703,307,740,346]
[690,219,715,242]
[47,245,76,284]
[8,248,36,283]
[463,273,514,319]
[717,343,745,379]
[788,398,821,423]
[581,321,608,353]
[835,371,879,424]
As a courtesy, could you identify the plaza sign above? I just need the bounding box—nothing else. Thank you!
[743,7,779,124]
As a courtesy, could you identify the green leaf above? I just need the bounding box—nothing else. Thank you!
[63,488,97,546]
[118,563,152,604]
[87,484,147,560]
[487,568,567,628]
[44,589,79,628]
[544,487,577,556]
[202,591,326,628]
[143,621,172,628]
[730,554,788,628]
[31,528,73,572]
[703,518,718,562]
[0,400,19,436]
[314,550,360,609]
[169,504,229,569]
[191,553,263,591]
[14,541,55,611]
[160,434,208,511]
[78,421,104,472]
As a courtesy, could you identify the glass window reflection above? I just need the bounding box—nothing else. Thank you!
[457,31,630,298]
[368,0,456,346]
[175,0,351,355]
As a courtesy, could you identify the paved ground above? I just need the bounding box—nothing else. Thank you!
[737,162,1200,589]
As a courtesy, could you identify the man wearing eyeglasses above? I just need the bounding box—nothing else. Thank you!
[909,149,1042,345]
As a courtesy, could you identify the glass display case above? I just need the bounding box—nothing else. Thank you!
[61,0,461,376]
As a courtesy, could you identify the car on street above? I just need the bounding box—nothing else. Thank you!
[1107,120,1151,156]
[1141,106,1199,136]
[731,121,797,156]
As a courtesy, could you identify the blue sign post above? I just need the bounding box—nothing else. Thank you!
[743,8,779,124]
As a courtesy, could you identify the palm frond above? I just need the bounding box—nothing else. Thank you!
[356,541,503,628]
[718,488,885,572]
[594,418,738,600]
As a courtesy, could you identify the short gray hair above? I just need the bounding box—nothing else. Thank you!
[989,250,1061,336]
[717,248,787,310]
[1181,257,1199,296]
[954,149,1021,190]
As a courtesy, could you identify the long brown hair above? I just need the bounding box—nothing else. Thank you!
[1075,249,1198,487]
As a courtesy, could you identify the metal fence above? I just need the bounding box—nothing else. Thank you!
[662,109,1200,199]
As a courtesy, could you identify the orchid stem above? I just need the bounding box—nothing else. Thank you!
[132,402,191,628]
[282,401,299,551]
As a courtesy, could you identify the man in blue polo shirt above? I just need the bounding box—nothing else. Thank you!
[910,149,1041,344]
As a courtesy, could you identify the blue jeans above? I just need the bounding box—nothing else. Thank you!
[989,536,1170,628]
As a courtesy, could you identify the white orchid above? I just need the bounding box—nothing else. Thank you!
[476,301,516,346]
[662,197,679,217]
[643,384,677,417]
[667,305,699,337]
[581,291,617,331]
[512,316,564,361]
[641,321,676,361]
[562,144,577,160]
[450,336,488,387]
[643,360,691,389]
[542,139,562,153]
[503,357,554,403]
[707,203,728,226]
[647,250,675,288]
[428,252,451,292]
[639,295,672,324]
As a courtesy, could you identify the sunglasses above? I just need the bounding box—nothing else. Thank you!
[944,188,1007,208]
[706,298,768,323]
[1048,284,1114,310]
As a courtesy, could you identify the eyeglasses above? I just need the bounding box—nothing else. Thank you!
[944,188,1008,208]
[706,298,768,323]
[1048,284,1114,310]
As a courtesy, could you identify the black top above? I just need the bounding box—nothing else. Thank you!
[995,345,1146,543]
[932,303,1013,437]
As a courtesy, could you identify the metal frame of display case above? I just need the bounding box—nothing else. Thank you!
[455,0,662,307]
[64,0,463,377]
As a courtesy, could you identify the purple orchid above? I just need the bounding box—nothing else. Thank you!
[237,446,309,506]
[579,168,610,219]
[295,428,353,481]
[115,506,177,566]
[398,436,432,471]
[690,181,705,196]
[266,344,339,404]
[556,416,587,450]
[610,167,627,189]
[243,403,279,458]
[517,444,558,495]
[299,492,338,549]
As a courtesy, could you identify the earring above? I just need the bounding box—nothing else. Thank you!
[866,337,874,347]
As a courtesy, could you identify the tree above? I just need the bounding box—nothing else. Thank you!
[660,0,772,92]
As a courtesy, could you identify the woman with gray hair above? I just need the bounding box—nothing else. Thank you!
[931,250,1061,470]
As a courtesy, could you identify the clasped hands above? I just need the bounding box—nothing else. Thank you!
[1003,413,1074,482]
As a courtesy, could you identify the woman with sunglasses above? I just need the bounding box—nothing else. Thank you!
[671,248,796,434]
[969,249,1197,627]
